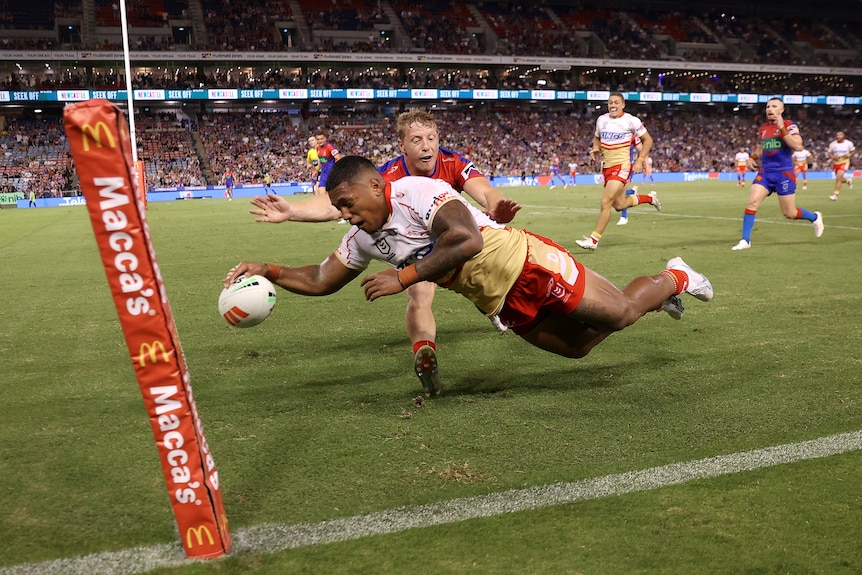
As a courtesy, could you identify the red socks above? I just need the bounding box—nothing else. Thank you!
[413,340,436,354]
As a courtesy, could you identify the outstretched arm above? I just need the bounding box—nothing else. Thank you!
[462,176,521,224]
[249,193,340,223]
[360,200,484,301]
[224,253,362,296]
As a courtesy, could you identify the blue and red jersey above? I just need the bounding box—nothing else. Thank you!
[377,147,484,191]
[317,142,340,174]
[759,120,799,172]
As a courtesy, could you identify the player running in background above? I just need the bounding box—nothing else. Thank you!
[306,135,321,194]
[577,92,660,250]
[827,131,855,201]
[641,155,654,184]
[567,160,577,187]
[731,97,823,251]
[223,170,234,201]
[734,147,750,187]
[243,110,520,396]
[225,156,711,394]
[548,155,566,188]
[792,148,812,190]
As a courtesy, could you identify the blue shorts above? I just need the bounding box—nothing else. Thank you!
[753,170,797,196]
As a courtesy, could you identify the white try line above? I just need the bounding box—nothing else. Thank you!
[3,430,861,575]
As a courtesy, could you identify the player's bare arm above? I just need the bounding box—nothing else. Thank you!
[462,177,521,224]
[224,254,361,296]
[250,193,339,223]
[361,201,484,302]
[589,135,602,163]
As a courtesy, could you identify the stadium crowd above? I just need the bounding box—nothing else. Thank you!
[0,0,858,68]
[2,105,860,194]
[1,1,860,195]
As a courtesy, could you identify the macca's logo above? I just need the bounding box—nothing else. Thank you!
[185,525,215,548]
[138,340,170,366]
[81,121,117,151]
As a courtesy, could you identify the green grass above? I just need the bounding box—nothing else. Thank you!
[1,180,861,574]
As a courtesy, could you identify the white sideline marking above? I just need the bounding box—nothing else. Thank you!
[4,430,861,575]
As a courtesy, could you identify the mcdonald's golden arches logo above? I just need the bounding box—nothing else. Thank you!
[138,340,170,367]
[81,121,117,151]
[185,525,214,548]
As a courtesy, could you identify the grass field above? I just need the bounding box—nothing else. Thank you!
[1,180,861,574]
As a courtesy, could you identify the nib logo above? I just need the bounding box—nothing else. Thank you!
[223,306,250,326]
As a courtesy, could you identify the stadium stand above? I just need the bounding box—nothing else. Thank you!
[0,1,860,195]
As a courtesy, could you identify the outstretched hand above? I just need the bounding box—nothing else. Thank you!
[486,198,521,224]
[249,194,294,223]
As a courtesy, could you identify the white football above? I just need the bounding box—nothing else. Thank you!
[218,274,277,328]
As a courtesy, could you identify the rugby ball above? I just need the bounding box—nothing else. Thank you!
[218,274,277,328]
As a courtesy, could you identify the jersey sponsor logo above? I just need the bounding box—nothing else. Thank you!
[762,138,783,151]
[599,131,631,143]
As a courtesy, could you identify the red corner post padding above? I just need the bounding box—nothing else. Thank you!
[63,99,230,559]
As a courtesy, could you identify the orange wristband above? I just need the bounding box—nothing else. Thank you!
[264,263,283,282]
[396,264,420,289]
[778,126,789,137]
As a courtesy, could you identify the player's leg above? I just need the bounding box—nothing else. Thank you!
[406,282,441,396]
[777,191,823,238]
[831,168,844,200]
[732,182,769,250]
[618,187,636,225]
[576,179,625,249]
[520,263,712,358]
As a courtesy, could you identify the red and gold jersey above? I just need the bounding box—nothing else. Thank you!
[595,112,647,168]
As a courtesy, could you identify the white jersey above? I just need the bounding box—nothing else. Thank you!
[334,176,503,271]
[735,151,750,166]
[594,112,646,167]
[829,140,855,162]
[334,176,526,315]
[793,149,812,165]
